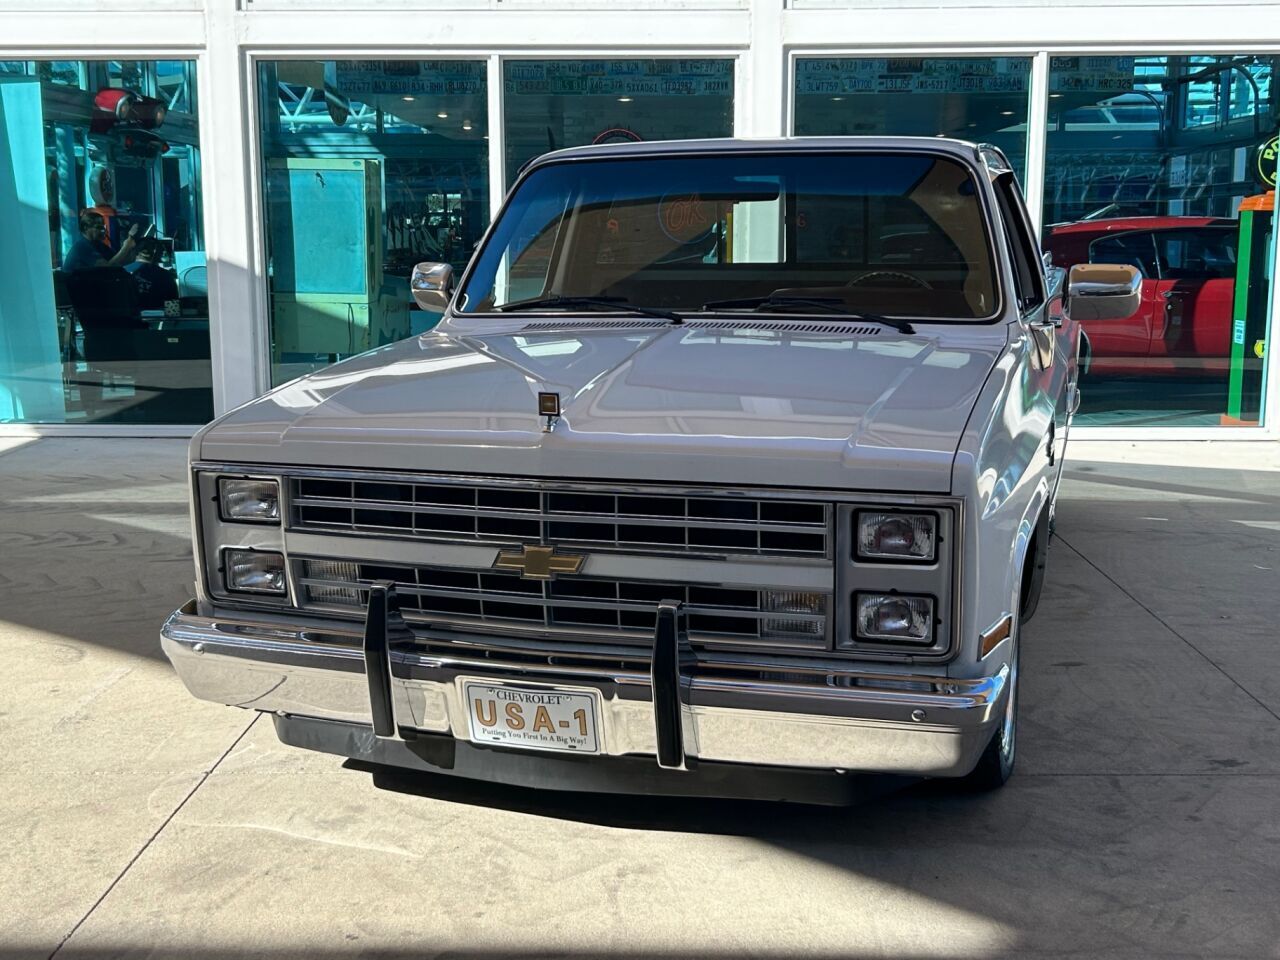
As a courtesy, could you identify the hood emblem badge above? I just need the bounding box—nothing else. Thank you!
[493,544,585,580]
[538,391,562,433]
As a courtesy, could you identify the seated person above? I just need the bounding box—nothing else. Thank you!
[64,210,139,273]
[126,238,179,310]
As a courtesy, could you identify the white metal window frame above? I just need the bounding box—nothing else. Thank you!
[1,2,1278,440]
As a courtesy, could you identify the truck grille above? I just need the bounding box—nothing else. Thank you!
[290,478,830,558]
[298,557,830,648]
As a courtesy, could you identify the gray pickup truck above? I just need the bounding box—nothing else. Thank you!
[163,137,1139,802]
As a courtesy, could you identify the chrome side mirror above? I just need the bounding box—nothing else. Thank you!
[411,261,454,311]
[1066,263,1141,321]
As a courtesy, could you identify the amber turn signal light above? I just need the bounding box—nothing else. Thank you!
[979,615,1013,659]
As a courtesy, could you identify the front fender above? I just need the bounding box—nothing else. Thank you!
[952,324,1056,678]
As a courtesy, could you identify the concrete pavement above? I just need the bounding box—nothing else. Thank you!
[1,438,1277,959]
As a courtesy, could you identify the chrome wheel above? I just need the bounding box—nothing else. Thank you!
[997,630,1019,776]
[955,622,1019,791]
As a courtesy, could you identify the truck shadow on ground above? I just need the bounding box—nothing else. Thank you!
[348,756,950,836]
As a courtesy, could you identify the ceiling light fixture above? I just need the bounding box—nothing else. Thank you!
[437,111,448,119]
[617,97,633,103]
[402,96,415,102]
[462,120,473,131]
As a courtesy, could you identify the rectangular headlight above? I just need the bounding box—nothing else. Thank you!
[223,549,288,595]
[849,592,935,645]
[219,477,280,524]
[856,511,937,563]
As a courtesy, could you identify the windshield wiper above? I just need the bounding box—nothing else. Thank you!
[698,295,915,335]
[496,295,684,324]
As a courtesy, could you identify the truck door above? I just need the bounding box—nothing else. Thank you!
[992,173,1069,480]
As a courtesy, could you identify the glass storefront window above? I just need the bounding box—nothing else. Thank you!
[502,59,734,187]
[793,57,1033,177]
[257,59,489,385]
[0,60,211,424]
[1042,55,1277,427]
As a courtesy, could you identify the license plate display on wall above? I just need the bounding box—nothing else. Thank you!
[463,681,601,754]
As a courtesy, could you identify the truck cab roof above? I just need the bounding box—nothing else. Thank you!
[524,135,991,168]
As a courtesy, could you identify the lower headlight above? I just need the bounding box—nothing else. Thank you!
[224,549,288,595]
[849,592,934,645]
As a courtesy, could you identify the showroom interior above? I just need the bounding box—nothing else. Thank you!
[0,0,1277,438]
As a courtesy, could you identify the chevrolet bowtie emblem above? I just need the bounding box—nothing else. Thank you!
[493,545,585,580]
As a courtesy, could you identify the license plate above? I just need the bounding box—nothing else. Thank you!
[462,681,601,754]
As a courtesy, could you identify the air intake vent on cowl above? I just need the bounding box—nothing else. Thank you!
[519,318,882,336]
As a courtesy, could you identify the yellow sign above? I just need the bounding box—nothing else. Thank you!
[1255,339,1267,360]
[1257,135,1279,189]
[493,545,585,580]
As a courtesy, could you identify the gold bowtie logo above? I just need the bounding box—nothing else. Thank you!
[493,545,585,580]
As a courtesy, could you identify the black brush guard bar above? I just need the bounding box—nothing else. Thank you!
[362,581,693,769]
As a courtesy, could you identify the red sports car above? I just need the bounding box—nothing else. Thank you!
[1044,216,1238,376]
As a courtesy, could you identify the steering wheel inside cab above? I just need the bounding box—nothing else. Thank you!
[846,270,933,290]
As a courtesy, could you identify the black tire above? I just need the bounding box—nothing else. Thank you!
[955,626,1019,791]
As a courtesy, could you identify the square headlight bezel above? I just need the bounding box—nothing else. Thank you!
[835,501,958,662]
[854,509,940,565]
[217,476,282,525]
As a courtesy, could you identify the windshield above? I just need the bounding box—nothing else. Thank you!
[457,152,1000,320]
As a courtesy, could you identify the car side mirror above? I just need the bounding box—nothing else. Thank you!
[1066,263,1141,321]
[411,261,454,311]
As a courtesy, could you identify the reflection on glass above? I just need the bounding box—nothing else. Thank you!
[793,57,1032,177]
[36,61,85,89]
[0,60,211,424]
[107,61,147,93]
[460,153,998,320]
[258,60,489,385]
[503,59,734,186]
[1042,55,1276,427]
[156,61,193,114]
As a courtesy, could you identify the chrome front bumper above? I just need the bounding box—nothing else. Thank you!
[161,598,1007,779]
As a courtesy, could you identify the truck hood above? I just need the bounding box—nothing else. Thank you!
[197,320,1007,493]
